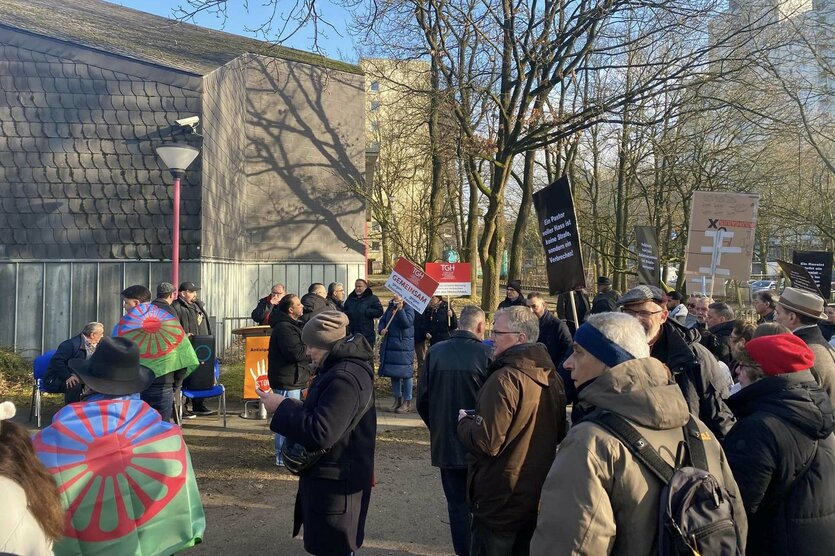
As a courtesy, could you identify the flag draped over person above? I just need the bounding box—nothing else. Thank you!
[115,302,199,378]
[33,397,206,555]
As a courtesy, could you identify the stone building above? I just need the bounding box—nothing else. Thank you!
[0,0,369,355]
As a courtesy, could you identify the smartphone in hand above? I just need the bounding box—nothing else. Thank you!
[463,409,476,416]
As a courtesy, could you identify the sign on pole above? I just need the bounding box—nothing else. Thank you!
[385,257,440,313]
[684,191,759,295]
[777,259,824,298]
[792,251,833,300]
[533,176,586,295]
[635,226,661,286]
[424,262,472,296]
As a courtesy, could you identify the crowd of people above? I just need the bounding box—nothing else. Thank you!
[3,275,835,556]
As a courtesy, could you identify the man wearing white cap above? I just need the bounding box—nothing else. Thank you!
[774,286,835,405]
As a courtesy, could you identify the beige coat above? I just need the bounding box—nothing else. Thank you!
[0,477,53,556]
[531,357,747,555]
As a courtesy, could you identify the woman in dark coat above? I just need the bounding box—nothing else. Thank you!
[425,295,458,346]
[724,333,835,555]
[343,279,384,347]
[268,294,310,466]
[378,296,416,413]
[258,311,376,556]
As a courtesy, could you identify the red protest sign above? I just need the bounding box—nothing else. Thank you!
[385,257,440,313]
[424,263,472,296]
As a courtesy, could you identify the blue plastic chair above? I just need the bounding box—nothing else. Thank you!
[178,360,226,427]
[29,349,58,428]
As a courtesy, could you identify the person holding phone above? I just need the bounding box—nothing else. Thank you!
[257,311,376,556]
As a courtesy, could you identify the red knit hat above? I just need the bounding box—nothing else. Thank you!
[744,334,815,376]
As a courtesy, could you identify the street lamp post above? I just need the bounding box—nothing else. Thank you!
[155,144,200,288]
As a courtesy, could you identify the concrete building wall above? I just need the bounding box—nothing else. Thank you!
[242,55,366,263]
[201,58,248,260]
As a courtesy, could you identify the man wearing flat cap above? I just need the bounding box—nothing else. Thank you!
[618,285,735,439]
[773,287,835,405]
[33,337,205,555]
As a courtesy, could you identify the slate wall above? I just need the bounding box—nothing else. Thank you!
[0,27,204,261]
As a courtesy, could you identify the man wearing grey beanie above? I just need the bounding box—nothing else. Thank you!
[257,310,377,555]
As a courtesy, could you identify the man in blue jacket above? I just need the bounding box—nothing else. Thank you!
[43,322,104,404]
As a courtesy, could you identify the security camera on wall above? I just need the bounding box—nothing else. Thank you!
[175,115,200,128]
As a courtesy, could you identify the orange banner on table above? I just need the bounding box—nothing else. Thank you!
[243,335,270,399]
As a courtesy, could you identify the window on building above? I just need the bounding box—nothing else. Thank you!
[370,81,380,92]
[371,241,381,251]
[370,100,380,112]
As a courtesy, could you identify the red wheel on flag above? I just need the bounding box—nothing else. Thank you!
[34,400,188,542]
[116,303,186,358]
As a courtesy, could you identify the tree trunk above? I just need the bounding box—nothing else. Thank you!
[426,55,444,262]
[508,148,536,283]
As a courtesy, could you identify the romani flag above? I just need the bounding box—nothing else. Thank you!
[115,303,199,379]
[33,397,206,555]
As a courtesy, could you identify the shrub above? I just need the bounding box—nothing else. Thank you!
[0,346,33,393]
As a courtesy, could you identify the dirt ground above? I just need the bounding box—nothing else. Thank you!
[181,395,454,556]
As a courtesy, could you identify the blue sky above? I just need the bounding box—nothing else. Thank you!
[108,1,361,62]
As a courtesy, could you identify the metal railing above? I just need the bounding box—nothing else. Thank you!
[214,316,255,361]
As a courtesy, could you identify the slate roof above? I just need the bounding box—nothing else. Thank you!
[0,0,361,76]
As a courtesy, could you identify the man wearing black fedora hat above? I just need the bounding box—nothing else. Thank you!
[34,335,206,554]
[774,287,835,405]
[68,336,155,397]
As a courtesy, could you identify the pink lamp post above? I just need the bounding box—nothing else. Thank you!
[155,144,200,288]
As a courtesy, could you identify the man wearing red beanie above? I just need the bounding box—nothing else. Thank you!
[724,332,835,555]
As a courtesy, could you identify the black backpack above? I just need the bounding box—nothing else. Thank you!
[590,411,744,556]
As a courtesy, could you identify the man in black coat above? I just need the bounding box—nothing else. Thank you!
[344,279,384,347]
[702,301,735,367]
[619,285,735,440]
[251,284,285,325]
[326,282,346,312]
[497,279,526,310]
[282,282,328,326]
[268,293,310,466]
[43,322,104,404]
[151,282,179,318]
[417,305,492,556]
[258,312,376,556]
[724,334,835,555]
[774,287,835,406]
[173,281,214,415]
[526,292,572,368]
[589,276,620,314]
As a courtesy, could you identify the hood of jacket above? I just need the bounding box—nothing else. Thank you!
[320,334,375,379]
[578,357,690,430]
[653,320,701,374]
[708,319,734,337]
[727,370,834,439]
[488,342,554,387]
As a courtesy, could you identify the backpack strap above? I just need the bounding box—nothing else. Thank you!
[591,411,675,483]
[683,416,709,472]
